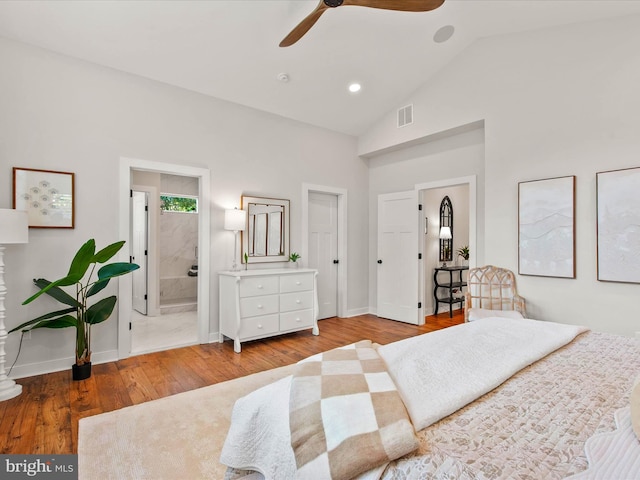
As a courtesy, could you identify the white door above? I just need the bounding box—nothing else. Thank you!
[131,190,148,315]
[308,192,338,319]
[377,190,419,324]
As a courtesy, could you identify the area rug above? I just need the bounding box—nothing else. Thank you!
[78,364,295,480]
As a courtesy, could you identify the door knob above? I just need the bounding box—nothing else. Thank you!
[333,259,339,264]
[377,260,382,264]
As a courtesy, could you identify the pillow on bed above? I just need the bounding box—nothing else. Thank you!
[467,308,524,322]
[631,377,640,440]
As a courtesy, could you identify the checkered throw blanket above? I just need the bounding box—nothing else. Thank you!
[289,340,419,480]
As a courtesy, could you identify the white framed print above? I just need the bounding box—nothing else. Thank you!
[518,175,575,278]
[13,167,75,228]
[597,167,640,283]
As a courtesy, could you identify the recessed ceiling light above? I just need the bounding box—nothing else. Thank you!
[348,83,361,93]
[433,25,455,44]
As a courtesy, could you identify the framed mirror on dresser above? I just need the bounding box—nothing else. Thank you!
[241,195,290,264]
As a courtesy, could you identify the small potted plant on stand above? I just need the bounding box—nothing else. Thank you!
[456,245,470,266]
[288,252,301,268]
[9,239,139,380]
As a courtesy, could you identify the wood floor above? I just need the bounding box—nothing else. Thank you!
[0,311,463,455]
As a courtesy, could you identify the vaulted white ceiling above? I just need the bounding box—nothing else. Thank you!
[1,1,639,136]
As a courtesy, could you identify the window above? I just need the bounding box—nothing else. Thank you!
[160,195,198,213]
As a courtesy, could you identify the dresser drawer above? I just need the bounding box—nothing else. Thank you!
[280,291,313,313]
[240,295,279,318]
[239,276,279,297]
[280,309,314,331]
[280,273,314,293]
[239,314,279,339]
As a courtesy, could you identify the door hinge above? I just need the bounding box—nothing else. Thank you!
[418,253,422,259]
[130,189,133,198]
[145,205,148,211]
[145,250,148,256]
[129,256,133,263]
[418,204,422,210]
[144,294,148,300]
[418,302,422,308]
[129,322,132,330]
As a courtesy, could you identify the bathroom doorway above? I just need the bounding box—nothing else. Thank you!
[129,171,200,354]
[118,157,211,360]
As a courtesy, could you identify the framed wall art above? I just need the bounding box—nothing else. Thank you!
[518,175,575,278]
[13,167,75,228]
[597,166,640,283]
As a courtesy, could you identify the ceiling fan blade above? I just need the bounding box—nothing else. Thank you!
[279,1,330,47]
[342,0,445,12]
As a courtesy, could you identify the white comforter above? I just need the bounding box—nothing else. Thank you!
[378,317,588,431]
[220,317,588,479]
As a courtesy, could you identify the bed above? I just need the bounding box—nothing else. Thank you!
[220,317,640,480]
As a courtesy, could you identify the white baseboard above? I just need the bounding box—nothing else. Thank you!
[345,307,371,318]
[209,331,221,344]
[10,349,119,380]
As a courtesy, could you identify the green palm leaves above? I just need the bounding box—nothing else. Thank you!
[10,239,139,365]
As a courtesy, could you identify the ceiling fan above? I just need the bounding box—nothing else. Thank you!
[279,0,446,47]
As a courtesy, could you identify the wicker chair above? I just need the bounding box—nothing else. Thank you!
[464,265,526,322]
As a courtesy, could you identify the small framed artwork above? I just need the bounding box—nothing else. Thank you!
[597,166,640,283]
[518,175,576,278]
[13,167,75,228]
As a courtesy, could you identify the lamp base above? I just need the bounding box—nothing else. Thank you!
[0,378,22,401]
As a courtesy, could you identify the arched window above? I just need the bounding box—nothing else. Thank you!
[439,196,453,263]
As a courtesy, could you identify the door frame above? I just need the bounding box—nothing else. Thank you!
[301,183,347,318]
[118,157,211,359]
[415,175,477,320]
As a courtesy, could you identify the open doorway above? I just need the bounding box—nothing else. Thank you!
[416,176,477,322]
[118,157,211,360]
[129,172,200,354]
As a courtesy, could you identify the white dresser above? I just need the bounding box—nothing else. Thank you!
[219,268,319,353]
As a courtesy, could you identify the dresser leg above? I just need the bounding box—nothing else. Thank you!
[312,325,319,336]
[234,338,241,353]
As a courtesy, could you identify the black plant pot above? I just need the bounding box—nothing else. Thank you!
[72,362,92,381]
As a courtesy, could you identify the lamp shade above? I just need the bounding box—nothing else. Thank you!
[224,208,247,232]
[0,209,28,244]
[439,226,452,240]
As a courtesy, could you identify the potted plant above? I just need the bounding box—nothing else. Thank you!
[9,239,139,380]
[243,252,249,270]
[457,245,470,264]
[288,252,301,267]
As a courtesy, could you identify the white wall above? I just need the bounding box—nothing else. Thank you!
[361,15,640,335]
[0,37,368,377]
[367,127,485,312]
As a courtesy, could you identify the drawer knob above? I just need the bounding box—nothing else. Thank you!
[296,299,301,304]
[257,304,263,309]
[257,324,263,329]
[296,317,301,322]
[257,284,263,289]
[296,281,301,285]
